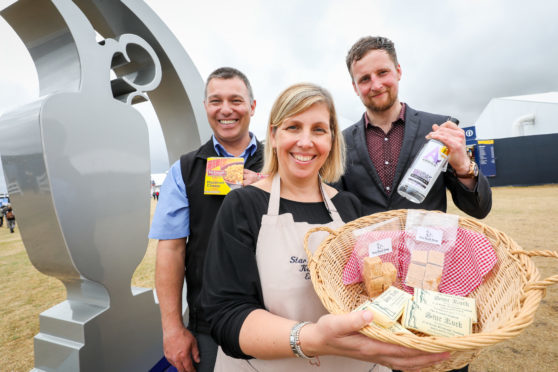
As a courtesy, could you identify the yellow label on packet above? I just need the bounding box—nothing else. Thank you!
[355,286,412,328]
[204,157,244,195]
[402,299,472,337]
[414,288,477,323]
[355,308,414,336]
[354,301,393,328]
[376,319,415,335]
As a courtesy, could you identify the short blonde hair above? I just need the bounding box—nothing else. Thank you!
[262,83,345,183]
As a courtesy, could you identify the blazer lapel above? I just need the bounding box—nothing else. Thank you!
[391,106,421,191]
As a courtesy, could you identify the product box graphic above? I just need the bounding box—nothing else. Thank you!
[204,157,244,195]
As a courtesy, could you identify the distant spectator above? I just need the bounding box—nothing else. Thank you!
[155,191,159,200]
[153,191,157,200]
[0,204,6,227]
[5,206,16,233]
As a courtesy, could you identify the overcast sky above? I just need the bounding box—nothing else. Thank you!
[1,0,557,190]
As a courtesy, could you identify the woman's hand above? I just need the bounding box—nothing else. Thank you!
[242,169,268,186]
[300,310,450,372]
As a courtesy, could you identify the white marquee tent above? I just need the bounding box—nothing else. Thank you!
[475,92,558,140]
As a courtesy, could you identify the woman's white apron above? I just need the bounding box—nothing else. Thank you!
[214,175,380,371]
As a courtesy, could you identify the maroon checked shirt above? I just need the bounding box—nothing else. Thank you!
[364,103,406,194]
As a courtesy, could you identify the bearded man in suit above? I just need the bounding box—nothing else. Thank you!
[338,36,491,219]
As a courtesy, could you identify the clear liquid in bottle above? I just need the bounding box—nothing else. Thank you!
[397,139,449,203]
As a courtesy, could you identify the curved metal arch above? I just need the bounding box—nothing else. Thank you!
[0,0,209,370]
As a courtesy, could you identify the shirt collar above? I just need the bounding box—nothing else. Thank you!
[212,132,258,161]
[364,102,406,129]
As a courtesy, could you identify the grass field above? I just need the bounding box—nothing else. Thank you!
[1,186,557,371]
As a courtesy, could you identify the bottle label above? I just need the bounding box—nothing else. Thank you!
[409,169,432,189]
[407,142,448,189]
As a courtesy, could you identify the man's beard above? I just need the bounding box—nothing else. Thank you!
[365,90,397,112]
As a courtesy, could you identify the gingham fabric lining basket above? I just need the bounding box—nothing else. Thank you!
[303,209,558,372]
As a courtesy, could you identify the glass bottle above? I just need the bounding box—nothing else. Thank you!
[397,117,458,203]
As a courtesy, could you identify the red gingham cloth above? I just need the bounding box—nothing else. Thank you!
[342,228,497,297]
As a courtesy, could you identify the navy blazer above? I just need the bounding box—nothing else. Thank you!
[338,105,492,218]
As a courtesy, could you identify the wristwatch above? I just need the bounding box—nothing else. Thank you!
[455,161,479,178]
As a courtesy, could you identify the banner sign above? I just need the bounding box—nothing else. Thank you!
[476,140,496,177]
[462,126,477,145]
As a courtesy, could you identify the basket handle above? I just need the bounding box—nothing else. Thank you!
[511,249,558,290]
[303,226,338,264]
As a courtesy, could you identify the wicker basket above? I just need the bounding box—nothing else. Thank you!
[303,209,558,371]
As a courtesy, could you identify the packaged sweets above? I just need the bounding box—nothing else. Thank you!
[355,286,412,327]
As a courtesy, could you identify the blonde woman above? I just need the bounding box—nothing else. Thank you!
[201,83,448,372]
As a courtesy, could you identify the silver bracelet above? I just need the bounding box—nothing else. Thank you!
[289,321,314,359]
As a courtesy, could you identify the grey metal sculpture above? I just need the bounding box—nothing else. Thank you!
[0,0,210,370]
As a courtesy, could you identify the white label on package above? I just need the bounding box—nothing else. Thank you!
[368,238,393,257]
[416,227,443,245]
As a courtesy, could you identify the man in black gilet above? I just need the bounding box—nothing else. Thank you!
[149,67,264,372]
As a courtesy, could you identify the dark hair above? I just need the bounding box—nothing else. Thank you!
[205,67,254,102]
[345,36,398,78]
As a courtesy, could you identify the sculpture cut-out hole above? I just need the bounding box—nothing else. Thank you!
[109,41,160,105]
